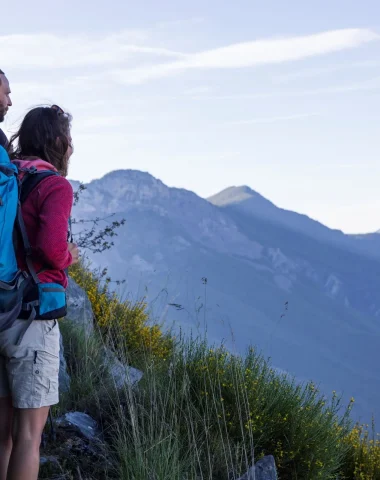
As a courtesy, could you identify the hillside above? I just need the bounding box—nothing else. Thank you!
[70,170,380,423]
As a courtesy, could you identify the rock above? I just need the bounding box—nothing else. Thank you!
[55,412,100,441]
[42,476,67,480]
[255,455,278,480]
[236,456,277,480]
[62,279,144,395]
[40,455,60,467]
[58,332,71,393]
[66,277,94,335]
[60,277,93,394]
[235,466,255,480]
[40,413,113,479]
[102,347,143,389]
[236,466,255,480]
[39,455,62,478]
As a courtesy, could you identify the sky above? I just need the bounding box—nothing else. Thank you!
[2,0,380,234]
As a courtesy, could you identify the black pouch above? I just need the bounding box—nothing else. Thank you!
[0,272,30,331]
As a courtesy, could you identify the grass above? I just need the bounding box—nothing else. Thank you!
[111,336,355,480]
[55,320,115,416]
[56,322,369,480]
[53,263,380,479]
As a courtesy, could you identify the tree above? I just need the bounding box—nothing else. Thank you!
[71,182,126,254]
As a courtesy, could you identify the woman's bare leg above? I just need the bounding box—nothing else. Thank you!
[0,397,13,480]
[7,406,49,480]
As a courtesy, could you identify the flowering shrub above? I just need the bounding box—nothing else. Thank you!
[341,422,380,479]
[168,342,352,479]
[150,340,380,479]
[68,262,380,479]
[69,261,173,360]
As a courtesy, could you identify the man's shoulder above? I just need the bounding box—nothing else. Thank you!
[0,129,8,148]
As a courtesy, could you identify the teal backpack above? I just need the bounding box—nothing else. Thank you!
[0,146,67,341]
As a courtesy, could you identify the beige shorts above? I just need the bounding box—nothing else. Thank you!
[0,319,60,409]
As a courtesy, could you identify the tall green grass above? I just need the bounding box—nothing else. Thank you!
[109,334,356,479]
[57,263,380,479]
[58,320,373,479]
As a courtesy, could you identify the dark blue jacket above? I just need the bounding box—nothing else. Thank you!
[0,129,8,149]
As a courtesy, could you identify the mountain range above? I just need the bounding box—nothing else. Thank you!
[70,170,380,424]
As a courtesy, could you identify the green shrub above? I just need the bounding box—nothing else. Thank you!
[112,336,355,479]
[340,421,380,479]
[69,260,173,363]
[62,262,380,479]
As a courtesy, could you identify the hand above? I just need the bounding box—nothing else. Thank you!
[68,242,80,265]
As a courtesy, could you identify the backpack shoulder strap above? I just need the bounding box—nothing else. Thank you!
[17,170,59,284]
[20,171,59,204]
[16,202,40,284]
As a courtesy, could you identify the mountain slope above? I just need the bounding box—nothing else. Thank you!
[351,231,380,258]
[209,186,380,258]
[209,186,346,241]
[71,171,380,423]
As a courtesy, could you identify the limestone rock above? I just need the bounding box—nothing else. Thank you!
[55,412,100,441]
[40,412,112,479]
[58,332,70,393]
[255,455,277,480]
[236,455,278,480]
[66,277,94,335]
[40,455,60,467]
[102,347,143,389]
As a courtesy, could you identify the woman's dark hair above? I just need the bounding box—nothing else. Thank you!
[9,106,72,176]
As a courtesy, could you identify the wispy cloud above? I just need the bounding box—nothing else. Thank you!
[0,31,187,69]
[189,76,380,101]
[223,113,320,125]
[3,28,378,85]
[275,60,380,83]
[109,28,379,84]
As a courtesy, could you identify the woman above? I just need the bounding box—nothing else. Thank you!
[0,105,79,480]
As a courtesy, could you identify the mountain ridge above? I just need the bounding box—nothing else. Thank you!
[70,169,380,422]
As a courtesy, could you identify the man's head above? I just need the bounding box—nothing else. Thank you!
[0,69,12,123]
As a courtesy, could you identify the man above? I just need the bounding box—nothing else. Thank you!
[0,69,12,148]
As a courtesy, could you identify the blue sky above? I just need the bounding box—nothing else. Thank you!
[2,0,380,233]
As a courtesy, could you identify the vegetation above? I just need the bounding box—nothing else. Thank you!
[52,261,380,479]
[69,260,173,365]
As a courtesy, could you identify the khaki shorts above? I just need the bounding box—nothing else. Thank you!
[0,319,60,409]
